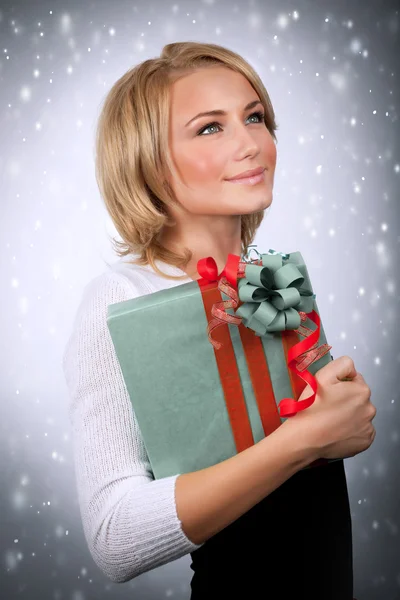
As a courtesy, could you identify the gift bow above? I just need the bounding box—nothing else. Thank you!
[235,252,316,335]
[196,247,332,418]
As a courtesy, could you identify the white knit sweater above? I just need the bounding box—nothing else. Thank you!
[62,257,205,584]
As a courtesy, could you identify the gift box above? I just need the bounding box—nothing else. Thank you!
[107,248,341,480]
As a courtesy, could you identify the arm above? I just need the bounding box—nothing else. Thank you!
[62,272,204,584]
[176,417,316,545]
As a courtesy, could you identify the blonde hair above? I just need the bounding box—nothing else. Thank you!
[95,41,279,280]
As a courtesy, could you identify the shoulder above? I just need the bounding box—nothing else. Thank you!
[64,258,176,356]
[80,262,155,315]
[63,265,152,361]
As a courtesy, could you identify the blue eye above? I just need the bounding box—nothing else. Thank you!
[196,111,265,136]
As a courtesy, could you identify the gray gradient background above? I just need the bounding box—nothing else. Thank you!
[1,0,399,598]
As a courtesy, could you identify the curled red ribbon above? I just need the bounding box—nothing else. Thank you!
[196,253,332,418]
[197,253,242,287]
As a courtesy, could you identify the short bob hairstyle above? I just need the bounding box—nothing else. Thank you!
[95,41,279,280]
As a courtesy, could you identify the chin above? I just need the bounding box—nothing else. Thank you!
[244,193,273,214]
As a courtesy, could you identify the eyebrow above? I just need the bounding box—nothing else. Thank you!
[184,99,263,127]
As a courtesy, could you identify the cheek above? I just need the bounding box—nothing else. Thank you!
[265,137,277,167]
[181,152,222,181]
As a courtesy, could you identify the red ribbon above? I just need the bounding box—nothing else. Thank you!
[196,253,332,418]
[197,253,241,287]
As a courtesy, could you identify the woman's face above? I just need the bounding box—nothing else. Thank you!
[167,66,277,217]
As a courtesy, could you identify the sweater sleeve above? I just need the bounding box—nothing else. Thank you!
[62,271,204,584]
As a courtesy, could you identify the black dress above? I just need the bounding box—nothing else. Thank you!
[189,458,353,599]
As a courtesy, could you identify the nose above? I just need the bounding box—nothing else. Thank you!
[231,121,260,158]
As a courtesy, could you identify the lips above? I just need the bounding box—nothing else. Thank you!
[226,166,266,181]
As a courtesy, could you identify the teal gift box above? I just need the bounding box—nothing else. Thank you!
[107,249,339,480]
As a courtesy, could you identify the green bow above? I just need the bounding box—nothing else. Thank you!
[234,251,315,336]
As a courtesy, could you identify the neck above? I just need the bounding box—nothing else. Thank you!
[160,216,243,281]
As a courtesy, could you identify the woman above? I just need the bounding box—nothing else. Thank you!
[63,41,375,598]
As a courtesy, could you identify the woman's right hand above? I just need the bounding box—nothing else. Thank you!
[282,355,377,460]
